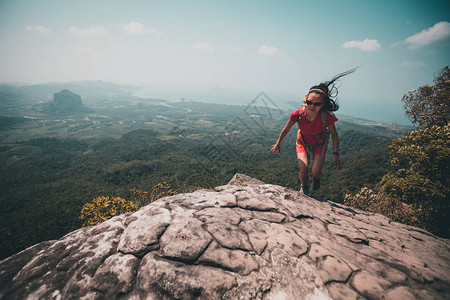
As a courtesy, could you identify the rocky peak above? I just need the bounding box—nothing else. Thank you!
[45,89,83,113]
[0,174,449,299]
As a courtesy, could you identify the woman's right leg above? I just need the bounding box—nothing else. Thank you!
[297,152,309,186]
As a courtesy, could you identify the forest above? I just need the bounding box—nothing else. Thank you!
[0,81,408,259]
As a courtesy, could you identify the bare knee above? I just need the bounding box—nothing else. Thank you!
[311,155,324,178]
[299,167,308,178]
[311,169,322,178]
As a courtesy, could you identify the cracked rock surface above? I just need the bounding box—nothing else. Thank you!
[1,173,449,299]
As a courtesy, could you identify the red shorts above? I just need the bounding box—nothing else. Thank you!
[296,139,328,155]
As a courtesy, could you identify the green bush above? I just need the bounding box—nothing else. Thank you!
[345,66,450,237]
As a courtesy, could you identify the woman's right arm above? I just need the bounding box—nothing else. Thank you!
[271,119,296,153]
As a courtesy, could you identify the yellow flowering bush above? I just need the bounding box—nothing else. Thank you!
[129,182,176,207]
[79,196,138,227]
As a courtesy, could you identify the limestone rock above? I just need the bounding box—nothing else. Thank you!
[90,253,140,297]
[1,173,449,299]
[45,89,84,113]
[118,207,171,256]
[198,241,259,275]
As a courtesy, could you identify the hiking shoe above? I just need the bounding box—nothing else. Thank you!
[300,184,309,195]
[312,177,321,190]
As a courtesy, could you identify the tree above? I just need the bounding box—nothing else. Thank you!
[79,196,138,227]
[402,66,449,128]
[346,67,450,238]
[379,124,449,236]
[79,183,177,227]
[344,188,420,228]
[0,228,26,260]
[129,182,177,207]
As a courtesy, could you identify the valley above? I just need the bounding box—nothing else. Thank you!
[0,82,405,259]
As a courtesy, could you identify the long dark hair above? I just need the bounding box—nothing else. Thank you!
[309,68,357,112]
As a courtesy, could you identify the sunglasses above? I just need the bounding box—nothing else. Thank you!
[305,100,324,106]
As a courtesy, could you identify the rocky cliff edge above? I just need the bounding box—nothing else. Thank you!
[1,174,449,299]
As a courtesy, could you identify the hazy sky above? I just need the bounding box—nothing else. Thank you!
[0,0,449,124]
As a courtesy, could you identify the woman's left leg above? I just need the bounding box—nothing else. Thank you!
[311,154,325,190]
[311,154,325,179]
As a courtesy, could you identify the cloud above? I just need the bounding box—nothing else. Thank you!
[342,39,381,51]
[226,44,243,53]
[404,21,450,49]
[193,42,214,51]
[26,25,51,35]
[120,22,145,35]
[402,61,425,67]
[68,25,107,37]
[119,21,162,36]
[258,45,282,56]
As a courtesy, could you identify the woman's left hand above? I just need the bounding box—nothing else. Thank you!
[271,143,281,153]
[333,154,341,170]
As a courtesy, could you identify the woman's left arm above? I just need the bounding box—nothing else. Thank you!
[328,123,341,170]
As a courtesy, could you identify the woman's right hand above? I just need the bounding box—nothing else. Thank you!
[333,154,341,170]
[271,119,294,154]
[271,143,281,154]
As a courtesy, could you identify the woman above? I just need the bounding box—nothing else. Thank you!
[271,69,356,195]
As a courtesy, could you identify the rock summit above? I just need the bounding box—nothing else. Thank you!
[1,174,449,299]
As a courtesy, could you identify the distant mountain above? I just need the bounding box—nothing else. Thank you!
[0,81,136,104]
[44,89,83,114]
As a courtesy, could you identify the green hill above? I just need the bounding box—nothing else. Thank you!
[0,86,405,260]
